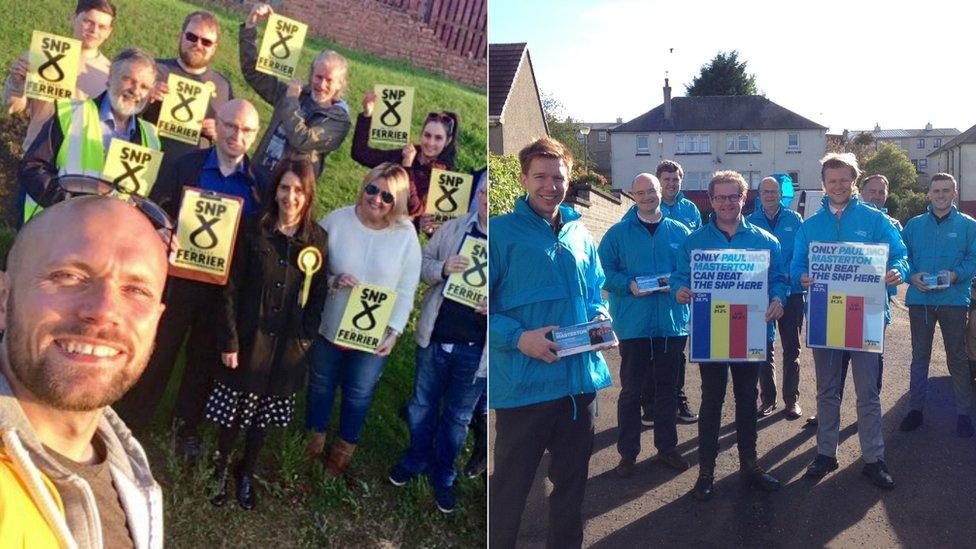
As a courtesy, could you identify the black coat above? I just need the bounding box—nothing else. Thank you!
[214,216,329,396]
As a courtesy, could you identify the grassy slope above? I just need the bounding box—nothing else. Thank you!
[0,1,486,546]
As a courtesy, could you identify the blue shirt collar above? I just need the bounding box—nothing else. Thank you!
[203,148,247,174]
[98,93,137,137]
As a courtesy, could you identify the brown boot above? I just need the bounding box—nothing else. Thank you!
[325,439,357,477]
[306,431,327,459]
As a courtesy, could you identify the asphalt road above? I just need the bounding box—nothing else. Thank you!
[491,287,976,547]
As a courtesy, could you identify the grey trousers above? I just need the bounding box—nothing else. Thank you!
[908,305,975,415]
[813,348,884,462]
[758,294,805,406]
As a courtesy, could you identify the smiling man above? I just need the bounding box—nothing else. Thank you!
[0,197,168,547]
[791,153,909,490]
[18,48,160,224]
[489,137,611,548]
[900,172,976,438]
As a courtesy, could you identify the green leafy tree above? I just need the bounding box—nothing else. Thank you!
[686,51,759,96]
[861,142,926,222]
[488,153,524,216]
[540,92,590,175]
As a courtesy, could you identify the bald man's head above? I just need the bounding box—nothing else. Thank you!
[631,173,662,217]
[215,99,260,160]
[1,197,168,412]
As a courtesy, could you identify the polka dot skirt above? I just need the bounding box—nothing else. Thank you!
[205,381,296,429]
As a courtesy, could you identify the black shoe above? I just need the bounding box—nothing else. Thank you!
[677,402,699,423]
[178,435,202,463]
[210,462,229,507]
[463,452,487,479]
[388,464,414,487]
[236,467,256,510]
[957,415,975,438]
[691,471,714,501]
[862,460,895,489]
[804,416,818,429]
[757,402,776,418]
[641,411,655,427]
[899,410,923,432]
[805,454,839,478]
[741,465,780,492]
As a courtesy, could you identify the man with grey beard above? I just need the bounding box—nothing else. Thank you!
[17,48,160,224]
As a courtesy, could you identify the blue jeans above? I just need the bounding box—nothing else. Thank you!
[305,336,389,443]
[397,343,486,487]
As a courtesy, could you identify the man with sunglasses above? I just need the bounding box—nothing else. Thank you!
[116,99,267,460]
[0,196,169,547]
[3,0,116,151]
[18,48,160,225]
[239,3,351,178]
[141,10,234,174]
[672,170,787,501]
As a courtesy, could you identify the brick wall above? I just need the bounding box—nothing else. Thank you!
[565,184,633,245]
[198,0,485,88]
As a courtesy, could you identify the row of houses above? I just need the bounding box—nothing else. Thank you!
[487,42,974,213]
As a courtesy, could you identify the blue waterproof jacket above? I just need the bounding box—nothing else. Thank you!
[902,205,976,307]
[661,191,702,231]
[790,196,909,324]
[671,214,788,342]
[489,198,612,409]
[747,203,804,295]
[598,206,691,339]
[880,208,904,232]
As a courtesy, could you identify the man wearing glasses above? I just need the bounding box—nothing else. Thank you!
[17,48,160,224]
[0,196,169,547]
[791,153,908,489]
[142,10,234,173]
[747,176,805,420]
[116,99,266,461]
[672,170,787,501]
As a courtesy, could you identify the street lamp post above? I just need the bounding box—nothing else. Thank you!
[580,126,591,174]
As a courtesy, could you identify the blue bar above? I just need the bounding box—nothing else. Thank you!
[692,292,712,361]
[808,283,828,346]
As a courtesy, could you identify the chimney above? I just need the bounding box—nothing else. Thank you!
[874,123,880,132]
[616,117,622,124]
[663,78,672,120]
[925,122,933,130]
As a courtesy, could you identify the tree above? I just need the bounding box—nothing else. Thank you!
[686,51,758,96]
[540,92,590,177]
[861,142,926,222]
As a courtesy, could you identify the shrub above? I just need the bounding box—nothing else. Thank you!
[488,153,523,216]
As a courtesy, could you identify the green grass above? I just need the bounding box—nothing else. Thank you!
[0,1,486,546]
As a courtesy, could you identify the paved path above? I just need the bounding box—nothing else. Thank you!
[493,289,976,547]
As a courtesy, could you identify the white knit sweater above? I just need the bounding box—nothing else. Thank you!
[317,205,422,340]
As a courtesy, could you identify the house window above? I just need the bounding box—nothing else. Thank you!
[598,131,607,142]
[789,171,799,188]
[726,133,761,153]
[636,134,649,155]
[934,138,942,148]
[788,133,800,150]
[676,134,710,154]
[917,138,925,149]
[918,158,928,170]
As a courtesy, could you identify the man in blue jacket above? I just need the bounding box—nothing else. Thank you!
[489,137,612,549]
[646,159,701,424]
[900,172,976,438]
[791,153,909,490]
[673,170,787,501]
[861,174,903,231]
[748,176,805,420]
[599,173,691,478]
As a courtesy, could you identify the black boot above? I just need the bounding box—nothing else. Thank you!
[236,465,256,511]
[210,453,228,507]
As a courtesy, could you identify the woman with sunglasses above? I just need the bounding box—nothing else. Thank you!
[352,89,459,234]
[206,158,329,510]
[305,162,422,476]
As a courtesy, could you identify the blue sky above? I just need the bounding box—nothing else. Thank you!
[490,0,976,134]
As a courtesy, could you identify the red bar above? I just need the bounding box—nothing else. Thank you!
[730,305,748,358]
[845,296,864,349]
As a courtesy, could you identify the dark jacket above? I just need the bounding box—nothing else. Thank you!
[215,216,329,396]
[350,113,450,217]
[238,24,351,178]
[149,147,268,219]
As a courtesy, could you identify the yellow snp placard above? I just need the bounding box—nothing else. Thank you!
[256,14,308,80]
[169,187,244,285]
[157,74,211,145]
[335,283,398,354]
[26,31,81,102]
[370,84,414,147]
[425,168,473,218]
[101,139,163,197]
[442,235,487,309]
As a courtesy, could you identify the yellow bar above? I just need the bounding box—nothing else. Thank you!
[827,292,847,347]
[710,301,730,359]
